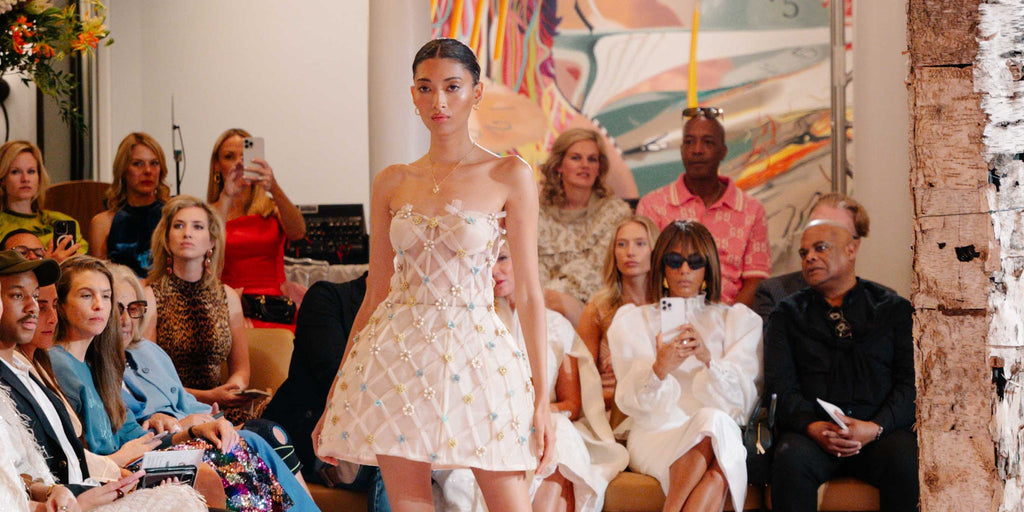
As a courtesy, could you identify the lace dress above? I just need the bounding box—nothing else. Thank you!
[318,201,537,470]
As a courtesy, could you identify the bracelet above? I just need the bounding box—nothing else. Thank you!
[874,424,884,441]
[188,425,198,439]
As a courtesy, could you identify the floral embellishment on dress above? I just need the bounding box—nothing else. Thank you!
[497,431,505,441]
[435,299,448,311]
[443,353,454,363]
[400,350,412,362]
[374,399,382,407]
[400,281,409,291]
[463,394,474,404]
[486,341,496,350]
[415,369,424,377]
[450,284,463,297]
[412,215,422,225]
[430,453,438,461]
[339,381,348,391]
[486,240,494,249]
[424,240,435,251]
[344,400,351,410]
[355,364,365,374]
[330,414,339,425]
[471,266,481,275]
[457,249,467,258]
[426,332,437,343]
[422,275,430,284]
[360,383,368,391]
[475,324,485,333]
[475,446,486,456]
[369,345,381,355]
[406,296,416,306]
[403,404,414,416]
[413,317,424,328]
[367,434,376,444]
[466,216,476,225]
[452,374,461,383]
[395,383,407,394]
[423,387,436,399]
[341,431,349,440]
[498,366,508,376]
[519,436,528,445]
[512,416,521,428]
[489,412,498,421]
[398,435,407,443]
[428,217,439,228]
[449,437,458,448]
[384,299,393,309]
[470,357,482,369]
[485,256,495,266]
[467,303,475,311]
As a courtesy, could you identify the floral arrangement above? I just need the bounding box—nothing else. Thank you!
[0,0,111,126]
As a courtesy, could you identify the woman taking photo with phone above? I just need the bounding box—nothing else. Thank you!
[89,133,172,278]
[0,140,86,259]
[608,220,761,511]
[313,38,554,512]
[207,128,306,329]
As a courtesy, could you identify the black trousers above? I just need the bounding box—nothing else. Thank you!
[770,429,918,512]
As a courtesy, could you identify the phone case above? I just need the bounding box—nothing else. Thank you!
[242,137,265,179]
[659,297,689,336]
[139,466,198,488]
[52,220,76,245]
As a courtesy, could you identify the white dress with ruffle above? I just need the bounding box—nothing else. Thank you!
[608,297,762,507]
[318,201,537,470]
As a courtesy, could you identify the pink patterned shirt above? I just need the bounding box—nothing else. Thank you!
[636,176,771,304]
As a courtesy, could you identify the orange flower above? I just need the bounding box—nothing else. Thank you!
[72,30,99,51]
[36,43,54,58]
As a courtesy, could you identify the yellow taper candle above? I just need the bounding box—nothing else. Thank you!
[494,0,510,61]
[687,2,701,108]
[470,0,487,55]
[451,0,465,39]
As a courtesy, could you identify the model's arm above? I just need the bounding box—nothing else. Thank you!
[222,285,251,391]
[88,210,114,258]
[550,355,582,421]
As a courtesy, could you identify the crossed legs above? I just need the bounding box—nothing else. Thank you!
[664,437,728,512]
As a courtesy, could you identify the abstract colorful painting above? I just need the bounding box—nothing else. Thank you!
[432,0,852,273]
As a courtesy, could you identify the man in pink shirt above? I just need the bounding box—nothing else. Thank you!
[636,109,770,306]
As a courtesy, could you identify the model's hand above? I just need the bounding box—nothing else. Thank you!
[835,413,881,446]
[192,418,239,451]
[142,413,182,435]
[179,412,215,430]
[75,470,144,511]
[312,412,339,465]
[807,421,861,457]
[220,163,247,198]
[109,432,161,466]
[533,404,557,477]
[653,330,694,379]
[203,383,252,408]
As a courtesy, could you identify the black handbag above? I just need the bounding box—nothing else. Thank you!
[743,392,777,486]
[240,294,296,324]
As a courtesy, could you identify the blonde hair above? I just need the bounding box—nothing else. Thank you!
[147,195,225,289]
[206,128,275,218]
[55,256,127,431]
[0,140,50,212]
[539,128,611,207]
[589,215,659,331]
[648,220,722,304]
[106,133,172,210]
[106,262,147,345]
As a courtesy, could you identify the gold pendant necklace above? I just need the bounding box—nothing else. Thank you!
[429,145,477,194]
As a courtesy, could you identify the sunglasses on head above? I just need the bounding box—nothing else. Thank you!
[662,252,707,271]
[117,300,148,319]
[682,107,724,120]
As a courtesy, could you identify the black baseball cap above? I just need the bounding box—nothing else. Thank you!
[0,250,59,286]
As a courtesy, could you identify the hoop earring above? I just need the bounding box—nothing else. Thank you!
[214,172,222,185]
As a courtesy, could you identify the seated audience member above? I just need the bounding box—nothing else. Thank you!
[765,218,917,511]
[576,215,658,411]
[207,128,306,329]
[0,384,206,512]
[635,109,769,306]
[50,256,314,511]
[0,140,87,256]
[0,251,203,510]
[90,133,172,278]
[752,192,872,323]
[142,195,262,424]
[2,228,76,263]
[609,220,761,511]
[537,128,632,325]
[262,273,392,511]
[107,262,319,511]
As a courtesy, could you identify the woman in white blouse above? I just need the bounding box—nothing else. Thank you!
[608,220,761,511]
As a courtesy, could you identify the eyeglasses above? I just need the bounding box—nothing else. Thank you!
[662,252,707,271]
[827,307,852,339]
[117,300,148,319]
[11,245,45,259]
[682,107,724,120]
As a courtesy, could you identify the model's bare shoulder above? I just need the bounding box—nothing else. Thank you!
[490,154,533,185]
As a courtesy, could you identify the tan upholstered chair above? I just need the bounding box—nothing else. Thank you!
[44,180,110,243]
[245,327,294,395]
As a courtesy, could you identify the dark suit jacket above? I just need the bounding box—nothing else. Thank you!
[263,274,367,480]
[752,271,807,324]
[1,357,91,490]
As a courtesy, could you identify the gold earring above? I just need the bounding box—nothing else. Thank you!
[662,277,670,289]
[166,255,173,275]
[214,172,222,185]
[204,250,212,275]
[473,103,480,110]
[701,281,707,292]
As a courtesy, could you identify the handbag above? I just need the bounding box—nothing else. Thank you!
[742,392,777,486]
[240,293,296,324]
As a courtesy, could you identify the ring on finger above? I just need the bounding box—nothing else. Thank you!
[116,488,125,499]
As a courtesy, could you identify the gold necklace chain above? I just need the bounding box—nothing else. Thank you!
[429,145,477,194]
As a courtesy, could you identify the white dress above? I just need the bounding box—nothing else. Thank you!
[318,202,537,470]
[608,298,761,507]
[439,307,629,512]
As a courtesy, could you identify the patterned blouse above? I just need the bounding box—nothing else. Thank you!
[538,195,632,303]
[151,273,232,391]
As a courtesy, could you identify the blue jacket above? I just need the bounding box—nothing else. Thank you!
[122,340,212,421]
[49,346,148,455]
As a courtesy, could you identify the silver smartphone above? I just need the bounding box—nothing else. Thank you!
[659,297,689,337]
[242,136,265,180]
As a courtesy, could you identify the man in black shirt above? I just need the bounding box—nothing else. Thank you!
[765,219,917,511]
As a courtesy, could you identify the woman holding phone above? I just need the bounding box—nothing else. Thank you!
[0,140,87,258]
[608,220,761,511]
[207,128,306,329]
[313,38,554,512]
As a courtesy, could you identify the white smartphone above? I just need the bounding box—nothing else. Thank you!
[659,297,689,338]
[242,136,265,180]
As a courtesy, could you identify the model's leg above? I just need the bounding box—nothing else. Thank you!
[378,455,435,512]
[532,468,573,512]
[663,437,715,512]
[471,467,531,512]
[682,459,727,512]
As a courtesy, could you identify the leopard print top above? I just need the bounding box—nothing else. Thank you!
[151,273,231,391]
